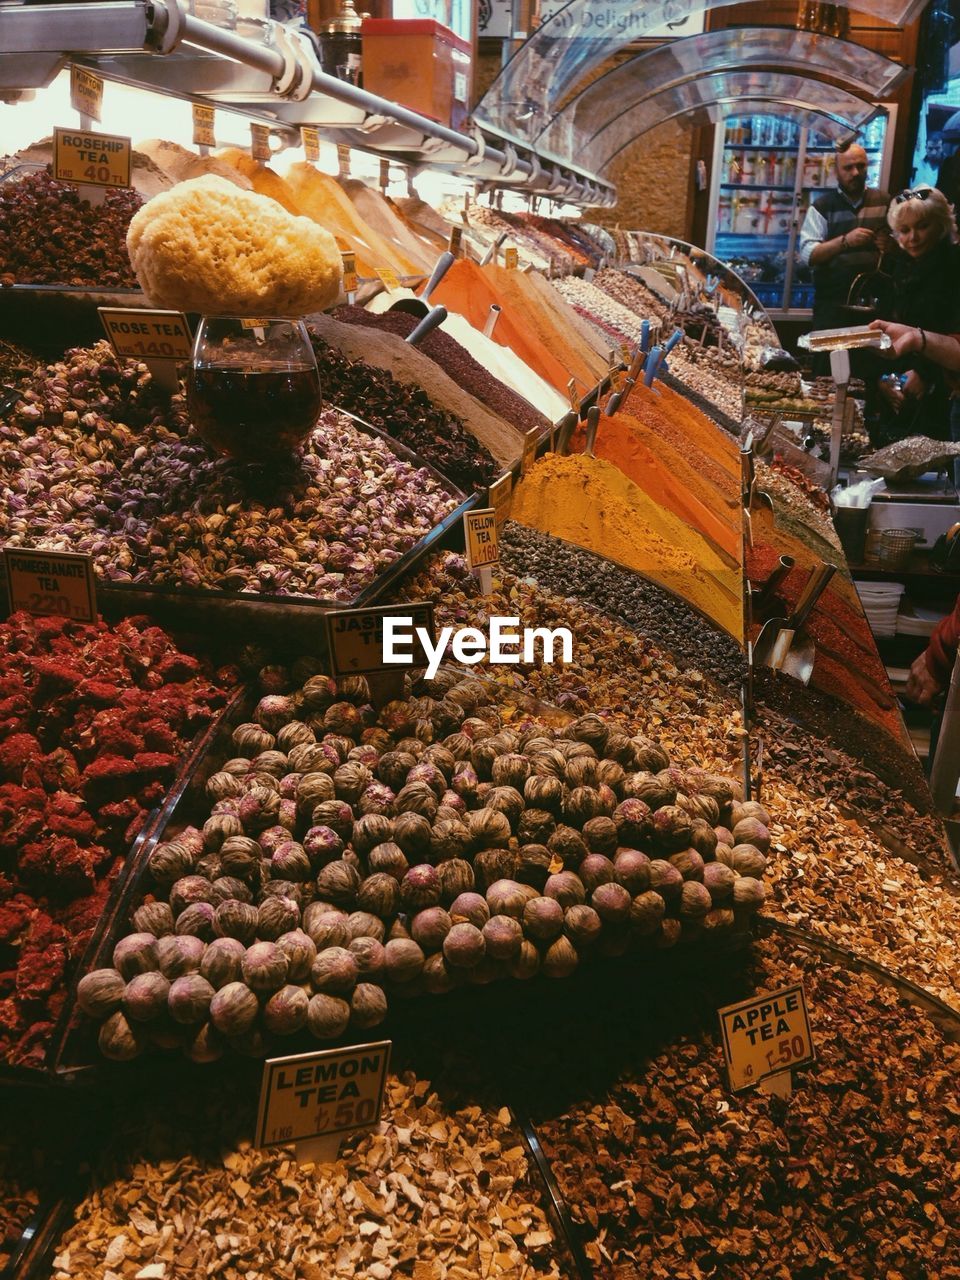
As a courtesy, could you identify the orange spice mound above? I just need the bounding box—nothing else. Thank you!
[430,260,596,395]
[623,378,740,500]
[573,411,740,564]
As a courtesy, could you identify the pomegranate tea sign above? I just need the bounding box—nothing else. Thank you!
[718,983,814,1093]
[257,1040,391,1149]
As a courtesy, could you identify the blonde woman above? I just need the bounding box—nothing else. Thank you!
[869,186,960,445]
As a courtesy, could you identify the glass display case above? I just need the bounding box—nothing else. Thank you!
[707,108,895,317]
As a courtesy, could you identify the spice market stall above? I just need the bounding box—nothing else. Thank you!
[3,2,960,1275]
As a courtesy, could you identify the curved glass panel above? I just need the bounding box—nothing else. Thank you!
[539,74,875,173]
[537,29,903,158]
[474,0,918,146]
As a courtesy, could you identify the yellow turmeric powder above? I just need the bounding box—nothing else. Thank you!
[572,411,741,563]
[510,453,743,639]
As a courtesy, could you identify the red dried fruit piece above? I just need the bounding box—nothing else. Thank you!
[18,837,98,895]
[140,720,178,754]
[0,897,35,945]
[15,943,66,1000]
[75,680,122,707]
[30,659,84,693]
[155,653,202,683]
[0,733,43,781]
[131,752,177,779]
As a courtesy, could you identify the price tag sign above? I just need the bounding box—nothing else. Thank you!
[70,65,103,122]
[301,126,321,162]
[325,602,436,676]
[718,983,814,1094]
[256,1041,391,1151]
[99,308,193,360]
[342,251,358,295]
[192,103,216,148]
[504,246,519,270]
[521,427,540,475]
[463,508,499,570]
[4,548,97,623]
[337,143,351,176]
[488,472,513,527]
[240,318,272,330]
[448,225,463,257]
[53,126,130,189]
[375,267,401,293]
[379,158,390,191]
[250,123,272,162]
[566,378,580,412]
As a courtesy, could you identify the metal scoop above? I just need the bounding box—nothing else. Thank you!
[390,249,456,318]
[752,563,836,680]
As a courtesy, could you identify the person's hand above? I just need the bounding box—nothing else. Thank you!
[877,374,904,409]
[844,226,875,249]
[869,320,922,358]
[874,227,894,254]
[904,651,943,706]
[902,368,927,399]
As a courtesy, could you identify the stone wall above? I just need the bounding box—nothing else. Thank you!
[589,119,694,239]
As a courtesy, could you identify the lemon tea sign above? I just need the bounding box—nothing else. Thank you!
[719,983,814,1093]
[257,1041,391,1149]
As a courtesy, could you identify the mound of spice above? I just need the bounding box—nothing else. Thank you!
[2,346,460,599]
[0,611,232,1069]
[307,313,520,475]
[0,168,141,288]
[509,453,743,638]
[333,304,550,439]
[534,934,960,1278]
[571,411,740,563]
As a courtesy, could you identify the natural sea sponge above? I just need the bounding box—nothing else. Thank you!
[126,176,342,315]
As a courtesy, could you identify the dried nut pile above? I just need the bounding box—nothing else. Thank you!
[79,669,766,1060]
[764,459,830,515]
[396,548,960,1009]
[754,461,840,555]
[536,935,960,1278]
[740,325,789,373]
[744,369,803,395]
[50,1072,565,1279]
[667,347,744,426]
[0,611,232,1068]
[332,306,549,443]
[0,168,141,288]
[0,1103,43,1270]
[1,346,459,598]
[551,276,649,348]
[308,326,499,492]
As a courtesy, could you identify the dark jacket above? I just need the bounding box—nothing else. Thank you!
[875,238,960,441]
[811,186,890,328]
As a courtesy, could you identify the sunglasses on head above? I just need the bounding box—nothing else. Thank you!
[894,188,932,204]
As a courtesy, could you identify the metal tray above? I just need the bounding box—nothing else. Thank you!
[54,672,577,1076]
[0,412,475,647]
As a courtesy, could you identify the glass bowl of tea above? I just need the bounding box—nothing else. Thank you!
[187,316,323,463]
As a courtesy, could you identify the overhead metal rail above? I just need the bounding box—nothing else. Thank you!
[0,0,617,207]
